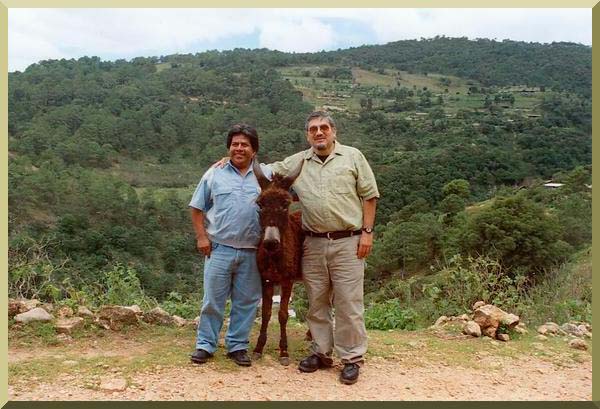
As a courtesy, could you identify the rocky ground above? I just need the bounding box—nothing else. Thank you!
[8,323,592,401]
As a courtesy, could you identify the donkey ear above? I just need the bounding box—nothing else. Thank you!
[281,159,304,191]
[253,160,270,190]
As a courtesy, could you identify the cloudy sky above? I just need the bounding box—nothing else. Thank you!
[8,8,592,72]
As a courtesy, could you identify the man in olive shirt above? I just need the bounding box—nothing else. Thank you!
[271,111,379,385]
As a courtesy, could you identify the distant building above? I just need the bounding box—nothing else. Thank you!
[543,183,564,188]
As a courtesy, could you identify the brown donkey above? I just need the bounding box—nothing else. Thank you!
[252,160,304,365]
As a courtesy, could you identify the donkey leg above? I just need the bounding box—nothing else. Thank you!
[253,282,274,360]
[277,281,293,365]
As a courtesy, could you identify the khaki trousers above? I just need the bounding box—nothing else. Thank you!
[302,235,367,364]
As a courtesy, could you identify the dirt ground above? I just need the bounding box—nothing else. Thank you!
[8,325,593,401]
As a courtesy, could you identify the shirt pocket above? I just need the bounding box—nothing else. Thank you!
[331,167,356,194]
[213,186,234,211]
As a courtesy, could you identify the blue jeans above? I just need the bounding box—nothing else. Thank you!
[195,243,262,354]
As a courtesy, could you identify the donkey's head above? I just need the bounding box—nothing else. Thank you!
[253,160,303,252]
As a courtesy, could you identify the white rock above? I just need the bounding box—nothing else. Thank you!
[77,306,94,318]
[14,307,53,323]
[561,323,584,337]
[56,305,74,318]
[462,321,481,337]
[568,339,588,351]
[172,315,187,327]
[496,333,510,342]
[434,315,448,327]
[472,301,486,310]
[99,378,128,392]
[55,317,85,335]
[125,305,143,315]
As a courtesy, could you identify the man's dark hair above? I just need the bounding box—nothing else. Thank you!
[227,123,259,152]
[304,111,336,132]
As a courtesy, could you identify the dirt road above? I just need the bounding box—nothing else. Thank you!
[8,325,592,401]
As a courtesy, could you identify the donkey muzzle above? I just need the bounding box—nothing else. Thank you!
[263,226,281,251]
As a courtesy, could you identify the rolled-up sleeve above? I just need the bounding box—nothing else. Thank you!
[189,168,214,212]
[355,151,380,200]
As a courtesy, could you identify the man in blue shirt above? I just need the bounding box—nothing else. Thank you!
[189,123,270,367]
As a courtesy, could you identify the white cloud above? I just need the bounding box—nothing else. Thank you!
[354,8,592,45]
[8,8,591,72]
[259,17,336,53]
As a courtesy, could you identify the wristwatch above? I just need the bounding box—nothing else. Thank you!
[362,226,373,234]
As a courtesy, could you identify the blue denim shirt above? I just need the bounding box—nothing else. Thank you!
[189,161,272,249]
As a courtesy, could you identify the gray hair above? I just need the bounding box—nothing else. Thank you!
[304,111,336,132]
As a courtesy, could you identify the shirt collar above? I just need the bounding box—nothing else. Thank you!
[226,159,255,176]
[304,141,344,161]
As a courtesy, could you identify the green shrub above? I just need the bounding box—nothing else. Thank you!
[101,263,156,309]
[421,255,527,318]
[160,291,200,319]
[518,247,591,325]
[291,283,309,322]
[365,299,417,330]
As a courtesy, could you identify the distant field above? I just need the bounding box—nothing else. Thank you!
[102,156,202,188]
[281,65,544,117]
[155,62,172,73]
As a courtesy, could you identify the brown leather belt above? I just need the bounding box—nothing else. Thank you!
[303,230,362,240]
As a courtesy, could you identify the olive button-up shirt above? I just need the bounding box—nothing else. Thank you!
[270,142,379,233]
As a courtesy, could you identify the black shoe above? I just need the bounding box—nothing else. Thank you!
[227,350,252,367]
[298,354,332,373]
[190,349,213,364]
[340,363,360,385]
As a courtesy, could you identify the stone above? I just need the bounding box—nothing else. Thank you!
[22,299,42,311]
[537,322,565,336]
[496,333,510,342]
[40,303,54,313]
[501,313,520,327]
[77,306,94,318]
[9,298,41,318]
[142,306,174,326]
[433,315,448,327]
[568,339,588,351]
[536,334,548,341]
[55,317,85,335]
[125,305,143,315]
[96,305,139,331]
[514,322,529,334]
[462,321,481,337]
[14,307,53,323]
[56,333,73,343]
[172,315,187,327]
[99,378,128,392]
[459,314,470,321]
[472,301,486,311]
[472,304,519,339]
[8,299,23,318]
[63,360,78,366]
[561,323,584,337]
[56,305,74,318]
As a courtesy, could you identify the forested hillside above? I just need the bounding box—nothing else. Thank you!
[8,37,592,327]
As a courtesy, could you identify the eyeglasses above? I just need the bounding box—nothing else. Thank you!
[307,124,332,134]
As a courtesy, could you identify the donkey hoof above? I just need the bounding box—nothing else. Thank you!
[279,356,290,366]
[252,352,263,360]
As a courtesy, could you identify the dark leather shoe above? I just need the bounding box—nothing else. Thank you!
[190,349,213,364]
[227,350,252,367]
[298,354,332,373]
[340,363,360,385]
